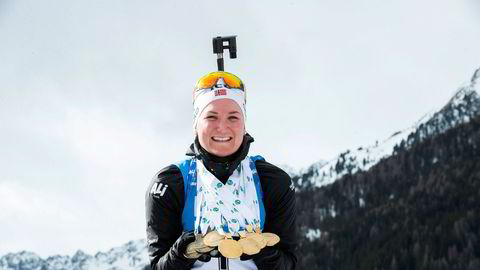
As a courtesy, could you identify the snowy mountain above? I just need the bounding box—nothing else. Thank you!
[0,239,148,270]
[401,68,480,149]
[296,104,480,269]
[294,67,480,189]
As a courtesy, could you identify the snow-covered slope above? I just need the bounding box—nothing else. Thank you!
[277,163,302,178]
[0,239,148,270]
[296,67,480,188]
[402,68,480,148]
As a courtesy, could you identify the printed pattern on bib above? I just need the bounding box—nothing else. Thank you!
[194,157,261,236]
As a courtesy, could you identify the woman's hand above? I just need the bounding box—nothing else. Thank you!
[171,231,197,261]
[151,231,198,270]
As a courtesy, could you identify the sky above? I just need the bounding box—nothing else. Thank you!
[1,0,480,258]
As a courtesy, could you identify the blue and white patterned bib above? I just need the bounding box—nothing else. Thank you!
[194,157,261,236]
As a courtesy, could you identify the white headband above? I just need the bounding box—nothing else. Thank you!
[193,87,246,131]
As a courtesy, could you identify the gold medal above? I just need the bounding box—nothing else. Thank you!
[185,242,197,254]
[247,233,267,249]
[185,242,201,259]
[204,231,224,247]
[246,226,266,249]
[185,252,201,259]
[196,245,214,253]
[218,236,243,259]
[238,237,260,255]
[262,232,280,246]
[194,234,214,253]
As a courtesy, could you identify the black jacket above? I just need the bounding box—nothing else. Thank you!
[145,134,297,270]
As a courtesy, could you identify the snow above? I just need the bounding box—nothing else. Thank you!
[471,68,480,91]
[277,163,300,178]
[0,239,148,270]
[305,228,322,242]
[329,205,337,218]
[359,198,365,208]
[304,120,420,188]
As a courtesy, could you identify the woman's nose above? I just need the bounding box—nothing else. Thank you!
[216,118,228,131]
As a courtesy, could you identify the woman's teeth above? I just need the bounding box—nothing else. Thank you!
[212,136,232,142]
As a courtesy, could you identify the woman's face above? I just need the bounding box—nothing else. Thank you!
[196,99,245,157]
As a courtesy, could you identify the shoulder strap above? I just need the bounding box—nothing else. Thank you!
[249,155,265,164]
[174,158,197,232]
[174,158,192,197]
[249,155,266,230]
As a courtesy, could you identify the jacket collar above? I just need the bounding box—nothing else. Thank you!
[186,133,255,182]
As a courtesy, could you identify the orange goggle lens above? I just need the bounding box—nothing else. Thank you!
[194,71,245,91]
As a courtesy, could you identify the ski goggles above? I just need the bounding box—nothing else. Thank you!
[194,71,245,92]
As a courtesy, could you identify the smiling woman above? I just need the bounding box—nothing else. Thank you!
[196,100,245,157]
[145,71,297,270]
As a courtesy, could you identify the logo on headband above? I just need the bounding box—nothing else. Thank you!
[214,89,227,96]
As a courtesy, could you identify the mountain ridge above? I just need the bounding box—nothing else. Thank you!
[0,239,148,270]
[293,67,480,190]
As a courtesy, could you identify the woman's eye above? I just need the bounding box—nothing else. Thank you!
[229,117,239,120]
[206,116,217,120]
